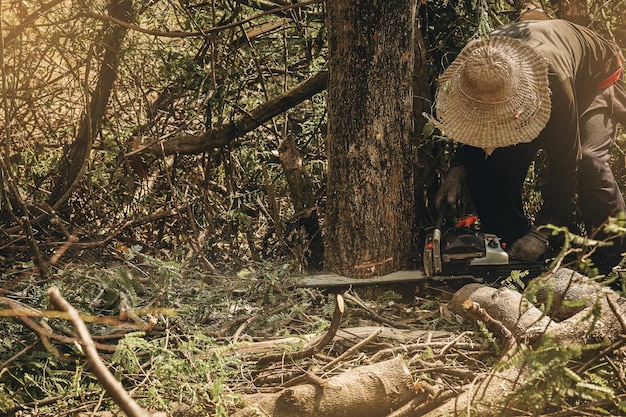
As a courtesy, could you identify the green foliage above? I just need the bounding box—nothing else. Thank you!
[540,221,626,283]
[501,269,530,290]
[111,332,241,413]
[499,336,615,414]
[477,320,500,355]
[1,258,321,414]
[603,212,626,236]
[0,383,21,414]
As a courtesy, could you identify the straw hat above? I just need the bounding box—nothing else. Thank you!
[433,36,551,148]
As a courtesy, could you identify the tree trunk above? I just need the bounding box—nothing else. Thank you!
[448,268,626,345]
[277,137,324,269]
[49,0,132,206]
[325,1,416,278]
[413,6,440,243]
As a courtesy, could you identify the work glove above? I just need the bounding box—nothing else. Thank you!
[508,226,551,261]
[435,166,466,211]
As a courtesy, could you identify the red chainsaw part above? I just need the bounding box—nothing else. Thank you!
[455,215,478,229]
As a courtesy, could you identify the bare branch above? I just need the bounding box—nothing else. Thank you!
[47,286,152,417]
[3,0,66,46]
[82,0,323,38]
[136,70,328,156]
[257,293,344,367]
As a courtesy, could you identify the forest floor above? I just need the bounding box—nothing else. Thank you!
[0,249,497,417]
[8,243,626,416]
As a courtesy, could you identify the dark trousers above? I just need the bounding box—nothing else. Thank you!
[465,141,538,246]
[465,86,625,254]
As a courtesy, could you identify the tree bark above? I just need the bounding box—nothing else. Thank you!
[325,0,416,278]
[49,0,132,206]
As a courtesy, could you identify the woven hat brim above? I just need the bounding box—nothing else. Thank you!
[433,36,551,148]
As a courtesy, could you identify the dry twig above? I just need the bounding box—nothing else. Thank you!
[462,299,516,353]
[343,292,414,329]
[322,327,382,370]
[47,286,152,417]
[257,293,345,367]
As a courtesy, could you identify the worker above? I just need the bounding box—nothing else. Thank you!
[432,19,626,271]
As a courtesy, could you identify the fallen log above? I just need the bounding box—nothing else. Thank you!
[449,268,625,345]
[421,268,626,416]
[233,356,421,417]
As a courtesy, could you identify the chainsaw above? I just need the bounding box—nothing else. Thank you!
[423,214,544,283]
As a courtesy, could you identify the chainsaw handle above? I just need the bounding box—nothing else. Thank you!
[435,212,444,230]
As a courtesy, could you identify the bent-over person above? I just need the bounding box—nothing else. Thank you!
[432,19,626,272]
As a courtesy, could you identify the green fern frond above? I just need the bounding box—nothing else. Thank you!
[575,381,614,401]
